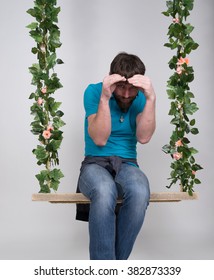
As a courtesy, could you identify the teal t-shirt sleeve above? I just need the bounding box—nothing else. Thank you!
[135,91,146,115]
[83,83,102,117]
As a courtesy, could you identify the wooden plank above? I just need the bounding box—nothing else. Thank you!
[32,192,198,203]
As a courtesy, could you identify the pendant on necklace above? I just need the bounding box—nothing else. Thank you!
[119,115,124,123]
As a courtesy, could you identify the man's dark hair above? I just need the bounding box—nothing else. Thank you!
[109,52,146,79]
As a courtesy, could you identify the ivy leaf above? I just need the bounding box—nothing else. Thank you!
[191,128,199,135]
[189,147,198,154]
[56,58,64,64]
[49,168,64,181]
[53,117,66,129]
[33,145,48,161]
[50,180,60,191]
[46,139,62,152]
[29,30,43,43]
[26,22,38,29]
[194,178,201,184]
[29,93,36,99]
[190,119,196,126]
[47,53,57,69]
[184,102,199,115]
[162,144,171,154]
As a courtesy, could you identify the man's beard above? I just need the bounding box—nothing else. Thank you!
[113,93,136,112]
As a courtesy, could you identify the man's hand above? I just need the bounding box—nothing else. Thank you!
[128,75,155,100]
[102,74,126,100]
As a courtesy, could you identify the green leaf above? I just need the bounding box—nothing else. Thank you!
[49,29,61,49]
[29,93,36,99]
[182,137,190,144]
[193,164,203,171]
[49,168,64,181]
[52,101,62,112]
[56,58,64,64]
[50,180,60,191]
[190,119,196,126]
[56,110,64,117]
[189,147,198,154]
[167,89,176,99]
[26,8,36,17]
[53,117,66,129]
[26,22,38,29]
[162,144,171,154]
[162,11,170,16]
[39,184,50,193]
[184,102,199,115]
[29,30,43,43]
[194,178,201,184]
[51,130,63,140]
[47,53,57,69]
[35,170,49,182]
[33,145,48,160]
[46,139,61,152]
[191,128,199,135]
[31,47,38,54]
[189,156,195,164]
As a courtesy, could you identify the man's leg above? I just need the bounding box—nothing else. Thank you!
[115,163,150,260]
[78,164,118,260]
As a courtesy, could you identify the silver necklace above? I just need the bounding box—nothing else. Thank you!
[119,115,125,123]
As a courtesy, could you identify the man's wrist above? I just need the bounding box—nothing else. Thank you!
[101,93,111,103]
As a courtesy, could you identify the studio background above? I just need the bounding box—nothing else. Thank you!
[0,0,213,259]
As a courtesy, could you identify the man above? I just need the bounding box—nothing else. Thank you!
[76,52,156,260]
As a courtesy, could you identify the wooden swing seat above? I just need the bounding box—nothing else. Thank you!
[32,192,198,203]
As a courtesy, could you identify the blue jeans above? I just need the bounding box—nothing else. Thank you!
[78,163,150,260]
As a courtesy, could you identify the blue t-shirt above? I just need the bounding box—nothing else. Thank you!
[84,82,146,158]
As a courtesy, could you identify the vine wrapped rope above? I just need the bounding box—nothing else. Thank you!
[27,0,202,195]
[162,0,202,195]
[27,0,65,193]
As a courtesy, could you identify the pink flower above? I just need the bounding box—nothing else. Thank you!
[42,130,51,139]
[173,152,182,160]
[41,86,47,94]
[173,18,180,23]
[176,66,183,75]
[37,97,43,105]
[192,170,196,175]
[175,139,183,147]
[47,124,54,131]
[177,57,189,65]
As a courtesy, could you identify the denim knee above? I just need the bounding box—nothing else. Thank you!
[79,164,118,208]
[116,164,150,207]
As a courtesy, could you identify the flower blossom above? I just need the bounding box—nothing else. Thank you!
[176,65,183,75]
[37,97,43,105]
[176,57,189,75]
[42,130,51,140]
[177,57,189,66]
[173,152,182,160]
[175,139,183,147]
[41,86,47,94]
[192,170,196,175]
[47,124,54,131]
[172,18,180,24]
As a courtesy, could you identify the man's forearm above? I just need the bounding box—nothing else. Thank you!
[136,96,156,144]
[88,95,111,146]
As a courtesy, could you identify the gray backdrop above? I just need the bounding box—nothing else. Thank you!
[0,0,213,260]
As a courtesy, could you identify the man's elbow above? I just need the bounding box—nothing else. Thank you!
[92,137,108,146]
[137,136,152,144]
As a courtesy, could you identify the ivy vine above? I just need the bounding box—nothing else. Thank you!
[162,0,202,195]
[27,0,65,193]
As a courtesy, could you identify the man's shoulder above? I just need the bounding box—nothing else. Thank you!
[84,82,103,106]
[85,82,102,93]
